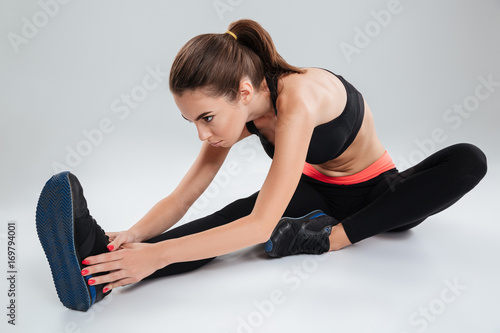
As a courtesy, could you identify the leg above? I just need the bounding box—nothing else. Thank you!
[143,193,257,279]
[341,143,487,243]
[144,178,331,278]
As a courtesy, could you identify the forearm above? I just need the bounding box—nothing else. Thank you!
[128,193,188,242]
[156,214,269,267]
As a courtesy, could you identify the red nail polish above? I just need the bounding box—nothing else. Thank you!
[81,269,89,276]
[82,260,90,265]
[107,245,114,251]
[88,279,95,285]
[103,287,109,293]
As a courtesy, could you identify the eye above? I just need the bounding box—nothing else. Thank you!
[203,116,213,123]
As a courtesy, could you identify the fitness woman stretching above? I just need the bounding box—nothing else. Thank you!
[35,19,487,310]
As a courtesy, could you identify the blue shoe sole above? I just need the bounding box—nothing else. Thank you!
[35,171,96,311]
[265,209,326,257]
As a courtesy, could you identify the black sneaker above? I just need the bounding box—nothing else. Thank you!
[35,171,111,311]
[264,210,339,258]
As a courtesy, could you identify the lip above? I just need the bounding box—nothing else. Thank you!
[209,140,222,147]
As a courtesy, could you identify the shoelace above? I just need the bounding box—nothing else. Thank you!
[287,226,331,255]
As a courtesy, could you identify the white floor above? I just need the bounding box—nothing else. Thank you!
[2,154,499,333]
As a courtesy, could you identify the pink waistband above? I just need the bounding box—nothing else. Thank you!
[302,151,396,185]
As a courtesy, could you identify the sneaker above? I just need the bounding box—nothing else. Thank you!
[36,171,111,311]
[264,210,339,258]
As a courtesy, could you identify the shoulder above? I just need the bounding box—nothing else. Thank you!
[275,68,348,126]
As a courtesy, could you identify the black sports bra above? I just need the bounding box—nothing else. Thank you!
[245,68,365,164]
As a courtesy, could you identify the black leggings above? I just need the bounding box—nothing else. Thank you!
[144,143,487,279]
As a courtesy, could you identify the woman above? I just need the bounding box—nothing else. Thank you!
[36,19,487,311]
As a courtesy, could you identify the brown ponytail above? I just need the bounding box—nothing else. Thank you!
[169,19,304,102]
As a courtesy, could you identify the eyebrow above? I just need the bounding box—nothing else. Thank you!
[182,111,212,122]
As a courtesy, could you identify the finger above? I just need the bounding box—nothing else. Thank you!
[82,249,123,266]
[103,277,135,292]
[106,232,119,242]
[106,233,129,252]
[120,243,138,249]
[87,270,126,286]
[81,258,122,277]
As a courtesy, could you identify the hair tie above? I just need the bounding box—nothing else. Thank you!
[225,30,237,40]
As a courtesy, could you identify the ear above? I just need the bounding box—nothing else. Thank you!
[239,78,253,104]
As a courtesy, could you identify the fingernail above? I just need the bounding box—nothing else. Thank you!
[82,260,90,265]
[103,287,110,293]
[81,269,89,276]
[107,245,114,251]
[88,279,95,285]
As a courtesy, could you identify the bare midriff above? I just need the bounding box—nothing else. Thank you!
[309,99,388,178]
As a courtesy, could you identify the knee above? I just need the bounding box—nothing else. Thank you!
[446,143,487,194]
[454,143,487,180]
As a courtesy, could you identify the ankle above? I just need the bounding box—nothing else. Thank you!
[329,223,351,251]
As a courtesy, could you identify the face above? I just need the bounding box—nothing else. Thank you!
[174,88,250,148]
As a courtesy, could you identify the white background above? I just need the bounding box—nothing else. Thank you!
[1,0,499,332]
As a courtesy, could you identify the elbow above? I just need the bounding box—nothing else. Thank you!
[256,228,272,244]
[251,215,278,244]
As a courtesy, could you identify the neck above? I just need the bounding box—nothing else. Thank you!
[247,82,275,122]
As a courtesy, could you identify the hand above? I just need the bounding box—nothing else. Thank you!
[105,230,139,252]
[81,242,164,292]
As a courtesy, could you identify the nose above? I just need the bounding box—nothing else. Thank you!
[197,125,212,142]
